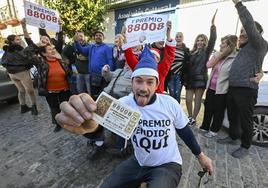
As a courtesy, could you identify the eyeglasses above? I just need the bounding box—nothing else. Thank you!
[197,169,211,188]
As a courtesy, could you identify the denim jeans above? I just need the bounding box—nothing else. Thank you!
[101,156,182,188]
[76,73,91,94]
[168,74,182,103]
[68,75,78,95]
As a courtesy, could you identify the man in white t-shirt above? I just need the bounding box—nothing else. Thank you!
[55,45,213,188]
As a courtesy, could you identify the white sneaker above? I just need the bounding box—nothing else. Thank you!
[188,117,196,127]
[204,131,217,138]
[199,128,208,133]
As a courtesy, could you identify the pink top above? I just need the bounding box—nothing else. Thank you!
[207,59,224,91]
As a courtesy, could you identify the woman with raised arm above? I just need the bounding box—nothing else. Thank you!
[38,44,71,132]
[184,10,217,126]
[1,20,38,115]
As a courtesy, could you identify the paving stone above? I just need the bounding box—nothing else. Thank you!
[227,155,240,169]
[215,170,228,187]
[227,167,242,182]
[229,180,243,188]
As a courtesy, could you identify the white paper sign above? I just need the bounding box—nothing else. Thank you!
[93,92,141,140]
[24,1,60,32]
[124,14,169,49]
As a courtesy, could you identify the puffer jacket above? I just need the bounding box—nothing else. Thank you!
[1,44,39,74]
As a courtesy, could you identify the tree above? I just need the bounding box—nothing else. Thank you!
[44,0,107,38]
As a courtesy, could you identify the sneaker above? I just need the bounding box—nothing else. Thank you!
[217,136,239,145]
[231,147,249,159]
[204,131,217,138]
[199,127,209,133]
[188,117,196,127]
[53,125,62,132]
[88,144,105,161]
[31,104,38,115]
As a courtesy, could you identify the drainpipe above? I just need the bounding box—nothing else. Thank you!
[6,0,13,19]
[10,0,17,19]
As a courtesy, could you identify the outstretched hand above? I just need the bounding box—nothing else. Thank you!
[166,21,172,41]
[211,9,218,25]
[20,18,26,27]
[55,93,99,134]
[102,64,110,73]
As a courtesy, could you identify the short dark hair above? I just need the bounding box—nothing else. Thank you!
[6,34,17,45]
[93,31,104,37]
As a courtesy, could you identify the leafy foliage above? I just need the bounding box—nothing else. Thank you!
[45,0,107,38]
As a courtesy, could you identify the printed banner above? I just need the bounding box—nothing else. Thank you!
[124,13,169,49]
[93,92,141,140]
[24,1,60,32]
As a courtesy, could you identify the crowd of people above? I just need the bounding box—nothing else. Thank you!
[1,0,267,187]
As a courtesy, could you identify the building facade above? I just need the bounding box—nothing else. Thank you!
[103,0,179,43]
[0,0,48,47]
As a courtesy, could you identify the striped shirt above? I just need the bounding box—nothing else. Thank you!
[169,45,189,75]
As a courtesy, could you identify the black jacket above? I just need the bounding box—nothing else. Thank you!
[1,44,39,74]
[37,57,71,96]
[184,25,217,89]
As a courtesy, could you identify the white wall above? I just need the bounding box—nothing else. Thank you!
[103,11,116,44]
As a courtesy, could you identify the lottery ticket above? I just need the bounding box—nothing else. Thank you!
[93,92,141,140]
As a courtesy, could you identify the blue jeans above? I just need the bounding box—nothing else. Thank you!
[101,156,182,188]
[68,75,78,95]
[76,73,91,94]
[168,74,182,103]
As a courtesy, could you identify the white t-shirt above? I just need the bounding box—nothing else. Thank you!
[119,93,189,166]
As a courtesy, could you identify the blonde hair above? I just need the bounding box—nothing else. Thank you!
[191,34,208,53]
[114,34,124,46]
[221,35,238,52]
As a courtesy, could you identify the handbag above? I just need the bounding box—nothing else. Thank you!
[91,73,103,87]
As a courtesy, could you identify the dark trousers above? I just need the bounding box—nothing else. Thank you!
[91,78,108,100]
[101,156,182,188]
[83,126,105,142]
[227,87,257,149]
[45,90,71,125]
[200,89,227,132]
